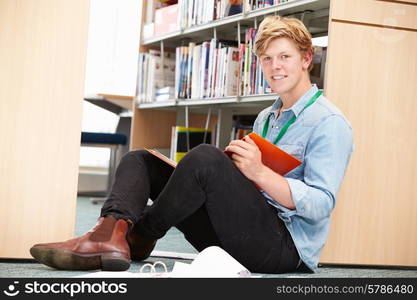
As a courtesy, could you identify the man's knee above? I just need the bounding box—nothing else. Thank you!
[192,143,219,153]
[181,144,226,167]
[120,149,148,163]
[190,144,224,157]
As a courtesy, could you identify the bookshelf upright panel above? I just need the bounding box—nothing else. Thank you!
[321,0,417,266]
[0,0,90,258]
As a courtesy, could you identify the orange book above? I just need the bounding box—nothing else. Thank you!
[224,132,302,176]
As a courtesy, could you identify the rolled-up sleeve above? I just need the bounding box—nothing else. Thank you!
[285,115,353,222]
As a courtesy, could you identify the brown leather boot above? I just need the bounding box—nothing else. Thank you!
[126,224,156,261]
[30,216,131,271]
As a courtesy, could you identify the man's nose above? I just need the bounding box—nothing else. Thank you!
[271,57,282,69]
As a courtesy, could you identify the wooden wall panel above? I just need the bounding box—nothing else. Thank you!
[130,109,178,149]
[130,108,219,150]
[321,5,417,265]
[0,0,90,258]
[331,0,417,30]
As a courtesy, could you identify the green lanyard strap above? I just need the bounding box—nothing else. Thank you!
[262,90,323,145]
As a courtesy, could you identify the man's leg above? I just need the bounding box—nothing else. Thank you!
[175,205,222,252]
[100,149,174,223]
[136,144,300,273]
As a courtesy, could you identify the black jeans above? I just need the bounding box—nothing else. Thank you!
[100,144,300,273]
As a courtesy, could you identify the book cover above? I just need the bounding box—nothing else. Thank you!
[191,44,201,99]
[145,148,177,168]
[154,4,180,36]
[225,132,302,176]
[225,47,239,96]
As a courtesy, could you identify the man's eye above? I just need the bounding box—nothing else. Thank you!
[263,56,271,61]
[281,55,289,59]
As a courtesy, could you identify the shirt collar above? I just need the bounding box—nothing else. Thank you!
[268,84,319,118]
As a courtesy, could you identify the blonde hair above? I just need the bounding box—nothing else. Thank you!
[254,16,314,71]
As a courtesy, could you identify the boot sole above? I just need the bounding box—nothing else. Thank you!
[30,246,130,271]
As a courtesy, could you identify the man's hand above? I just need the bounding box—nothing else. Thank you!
[225,135,266,181]
[226,134,295,209]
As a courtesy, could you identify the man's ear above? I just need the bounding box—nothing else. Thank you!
[302,49,313,71]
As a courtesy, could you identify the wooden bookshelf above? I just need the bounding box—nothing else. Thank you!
[133,0,330,150]
[320,0,417,267]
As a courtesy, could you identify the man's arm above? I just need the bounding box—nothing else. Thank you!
[226,115,353,221]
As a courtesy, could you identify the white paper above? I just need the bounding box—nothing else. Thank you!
[75,246,251,278]
[170,246,251,278]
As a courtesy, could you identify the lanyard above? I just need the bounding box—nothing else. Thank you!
[262,90,323,145]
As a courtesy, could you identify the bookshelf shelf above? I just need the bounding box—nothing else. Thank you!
[142,30,182,46]
[177,97,237,106]
[240,94,277,102]
[138,100,177,109]
[136,94,278,110]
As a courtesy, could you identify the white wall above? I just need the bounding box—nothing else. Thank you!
[84,0,142,97]
[79,0,142,192]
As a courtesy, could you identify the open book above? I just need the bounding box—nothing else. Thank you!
[146,132,301,176]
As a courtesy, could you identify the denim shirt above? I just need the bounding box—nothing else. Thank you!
[253,84,353,272]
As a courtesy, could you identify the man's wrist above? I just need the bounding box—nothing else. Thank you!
[255,165,272,187]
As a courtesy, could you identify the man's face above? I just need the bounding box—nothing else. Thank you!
[259,37,310,96]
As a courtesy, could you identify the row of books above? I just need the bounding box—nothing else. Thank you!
[136,28,327,103]
[144,0,295,39]
[136,50,176,103]
[250,0,293,10]
[175,40,241,100]
[239,28,272,96]
[173,27,271,100]
[136,31,326,103]
[178,0,247,29]
[178,0,296,28]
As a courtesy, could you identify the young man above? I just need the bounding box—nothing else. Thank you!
[30,16,353,273]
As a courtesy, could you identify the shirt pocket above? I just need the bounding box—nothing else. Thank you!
[278,143,305,177]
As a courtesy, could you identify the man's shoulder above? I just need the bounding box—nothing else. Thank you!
[256,105,274,122]
[303,95,352,129]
